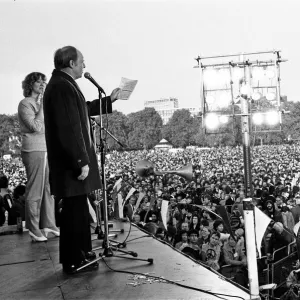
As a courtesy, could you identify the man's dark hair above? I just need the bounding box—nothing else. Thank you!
[13,184,26,198]
[22,72,46,97]
[54,46,78,70]
[0,175,9,188]
[188,229,199,237]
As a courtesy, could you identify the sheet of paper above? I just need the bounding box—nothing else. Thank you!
[118,77,138,100]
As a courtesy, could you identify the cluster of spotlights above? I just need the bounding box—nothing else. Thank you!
[203,66,276,88]
[252,111,280,126]
[204,114,230,130]
[205,90,276,106]
[205,111,280,130]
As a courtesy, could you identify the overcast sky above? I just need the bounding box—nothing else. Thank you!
[0,0,299,116]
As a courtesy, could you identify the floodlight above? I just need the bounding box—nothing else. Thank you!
[252,68,264,80]
[218,93,231,108]
[252,113,263,125]
[240,83,250,96]
[266,69,275,79]
[219,115,229,124]
[206,95,215,104]
[205,113,219,130]
[233,68,243,81]
[266,92,276,101]
[204,69,217,85]
[217,69,230,85]
[252,92,262,101]
[266,111,279,125]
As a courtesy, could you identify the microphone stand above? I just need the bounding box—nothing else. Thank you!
[90,119,124,244]
[76,88,153,273]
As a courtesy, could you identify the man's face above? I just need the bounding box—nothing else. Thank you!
[181,222,189,231]
[190,233,198,244]
[151,214,157,222]
[72,50,85,79]
[181,233,188,242]
[133,214,141,223]
[210,234,220,246]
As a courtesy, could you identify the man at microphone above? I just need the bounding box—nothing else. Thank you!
[43,46,120,274]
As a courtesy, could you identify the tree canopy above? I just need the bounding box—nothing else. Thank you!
[1,100,300,156]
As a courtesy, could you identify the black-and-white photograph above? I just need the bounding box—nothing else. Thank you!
[1,0,300,299]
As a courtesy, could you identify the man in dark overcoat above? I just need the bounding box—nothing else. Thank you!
[43,46,120,274]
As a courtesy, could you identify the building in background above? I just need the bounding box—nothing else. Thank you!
[144,97,200,124]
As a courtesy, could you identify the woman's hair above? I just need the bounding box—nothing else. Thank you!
[213,219,224,231]
[54,46,78,70]
[22,72,46,97]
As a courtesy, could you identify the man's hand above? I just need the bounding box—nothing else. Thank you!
[78,165,89,180]
[110,88,121,103]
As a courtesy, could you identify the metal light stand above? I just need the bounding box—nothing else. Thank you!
[76,89,153,272]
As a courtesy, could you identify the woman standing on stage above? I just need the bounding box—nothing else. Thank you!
[18,72,59,242]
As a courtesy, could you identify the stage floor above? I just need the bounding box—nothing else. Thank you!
[0,220,250,300]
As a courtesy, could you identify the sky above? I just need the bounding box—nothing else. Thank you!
[1,0,300,116]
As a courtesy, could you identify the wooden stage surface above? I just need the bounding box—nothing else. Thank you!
[0,220,250,300]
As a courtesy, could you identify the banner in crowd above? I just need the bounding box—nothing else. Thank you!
[215,205,236,240]
[254,206,271,258]
[133,192,145,215]
[161,200,169,231]
[123,187,136,205]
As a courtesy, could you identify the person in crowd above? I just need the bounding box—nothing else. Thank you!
[221,234,247,284]
[173,221,189,245]
[8,184,26,225]
[275,195,287,211]
[198,226,211,248]
[18,72,59,242]
[265,221,294,261]
[287,268,300,289]
[281,206,295,232]
[0,174,12,226]
[132,213,145,228]
[175,230,190,251]
[264,199,283,223]
[188,229,200,251]
[189,213,201,232]
[43,46,120,274]
[123,195,136,221]
[201,231,222,271]
[213,219,230,243]
[291,197,300,224]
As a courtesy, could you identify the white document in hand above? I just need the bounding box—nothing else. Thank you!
[119,77,138,100]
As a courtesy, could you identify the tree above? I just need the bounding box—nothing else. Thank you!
[126,107,163,150]
[0,114,21,156]
[281,101,300,141]
[96,110,129,151]
[162,109,198,148]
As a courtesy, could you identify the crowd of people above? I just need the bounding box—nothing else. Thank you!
[2,144,300,288]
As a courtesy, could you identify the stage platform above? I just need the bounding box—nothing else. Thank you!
[0,220,250,300]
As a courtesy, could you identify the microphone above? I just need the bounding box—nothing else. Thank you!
[84,72,105,94]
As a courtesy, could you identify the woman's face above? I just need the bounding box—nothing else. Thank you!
[217,224,224,232]
[32,77,46,96]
